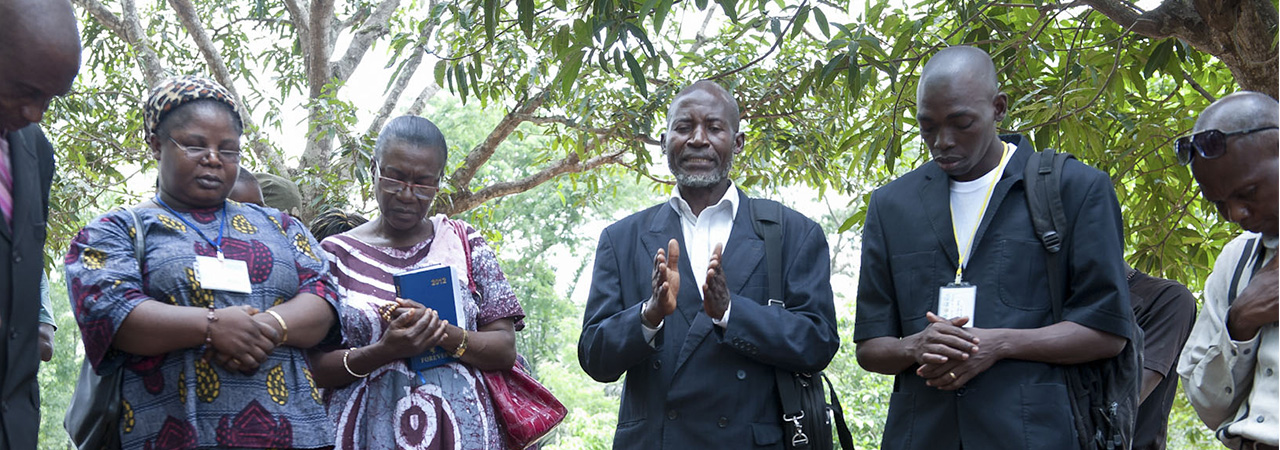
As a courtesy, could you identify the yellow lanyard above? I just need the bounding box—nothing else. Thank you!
[950,144,1013,284]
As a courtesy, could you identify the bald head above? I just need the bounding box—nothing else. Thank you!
[1188,91,1279,236]
[668,80,740,132]
[915,46,1008,181]
[917,46,999,102]
[0,0,81,131]
[1195,91,1279,134]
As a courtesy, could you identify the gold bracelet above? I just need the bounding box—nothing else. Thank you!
[264,310,288,344]
[451,329,469,358]
[343,347,370,378]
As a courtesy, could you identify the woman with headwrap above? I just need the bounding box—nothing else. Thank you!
[65,76,341,450]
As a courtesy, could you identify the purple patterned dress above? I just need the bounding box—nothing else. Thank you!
[64,201,341,450]
[320,215,524,450]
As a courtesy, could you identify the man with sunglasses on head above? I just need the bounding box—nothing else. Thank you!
[1177,91,1278,450]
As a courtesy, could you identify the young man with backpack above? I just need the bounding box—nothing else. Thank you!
[854,46,1137,450]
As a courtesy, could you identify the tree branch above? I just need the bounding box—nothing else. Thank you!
[74,0,167,87]
[364,0,439,138]
[711,1,808,81]
[281,0,311,56]
[513,114,662,145]
[442,147,626,215]
[1183,71,1217,103]
[167,0,287,174]
[405,83,442,117]
[337,4,371,30]
[448,91,549,192]
[307,0,335,99]
[330,0,402,82]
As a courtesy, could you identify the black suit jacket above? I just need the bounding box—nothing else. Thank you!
[578,190,840,449]
[854,135,1132,450]
[0,124,55,450]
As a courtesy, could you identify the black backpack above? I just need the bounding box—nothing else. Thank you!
[1023,148,1142,450]
[749,198,854,450]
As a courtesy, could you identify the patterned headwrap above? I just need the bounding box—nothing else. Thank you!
[143,75,242,138]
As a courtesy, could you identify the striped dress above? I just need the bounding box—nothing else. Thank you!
[320,215,524,450]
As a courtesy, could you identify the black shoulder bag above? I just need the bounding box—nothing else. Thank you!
[64,208,144,450]
[749,198,854,450]
[1024,149,1141,450]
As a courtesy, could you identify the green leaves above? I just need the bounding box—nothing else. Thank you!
[1144,38,1177,78]
[624,50,647,97]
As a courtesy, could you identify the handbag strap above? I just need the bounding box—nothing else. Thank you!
[125,208,145,269]
[749,198,853,449]
[448,218,478,296]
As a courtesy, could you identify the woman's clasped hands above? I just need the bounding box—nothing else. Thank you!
[202,305,283,374]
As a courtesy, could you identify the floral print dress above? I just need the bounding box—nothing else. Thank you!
[65,201,341,450]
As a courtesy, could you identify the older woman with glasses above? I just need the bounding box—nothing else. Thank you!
[308,115,524,450]
[65,76,341,449]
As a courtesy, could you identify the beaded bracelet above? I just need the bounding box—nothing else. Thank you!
[204,306,218,346]
[264,310,288,344]
[343,347,370,378]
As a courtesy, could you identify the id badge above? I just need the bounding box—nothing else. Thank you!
[195,255,253,294]
[937,283,976,328]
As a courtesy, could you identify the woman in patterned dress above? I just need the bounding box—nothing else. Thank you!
[65,76,341,449]
[308,115,525,450]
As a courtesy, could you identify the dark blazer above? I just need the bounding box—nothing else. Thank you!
[854,135,1132,450]
[579,190,840,450]
[0,124,55,449]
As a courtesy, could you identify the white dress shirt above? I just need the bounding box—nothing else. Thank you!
[642,183,740,344]
[1178,232,1278,448]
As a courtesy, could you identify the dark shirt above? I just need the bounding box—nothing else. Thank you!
[1128,269,1197,450]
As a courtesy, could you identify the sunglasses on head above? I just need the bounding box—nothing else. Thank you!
[1175,125,1278,165]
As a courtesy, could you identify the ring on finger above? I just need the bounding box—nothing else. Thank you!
[949,371,957,380]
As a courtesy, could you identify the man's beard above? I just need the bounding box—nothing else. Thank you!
[671,152,733,188]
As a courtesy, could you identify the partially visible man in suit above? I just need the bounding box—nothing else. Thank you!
[1177,91,1278,450]
[854,46,1132,450]
[0,0,81,448]
[578,80,840,449]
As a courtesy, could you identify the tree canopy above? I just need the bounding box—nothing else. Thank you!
[46,0,1275,290]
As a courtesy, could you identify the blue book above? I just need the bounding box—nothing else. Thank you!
[393,264,470,371]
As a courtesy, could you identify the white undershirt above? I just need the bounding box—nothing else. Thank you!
[949,142,1015,271]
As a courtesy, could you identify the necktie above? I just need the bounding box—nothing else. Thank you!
[0,134,12,225]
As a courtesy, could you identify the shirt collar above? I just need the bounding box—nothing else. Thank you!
[668,181,740,221]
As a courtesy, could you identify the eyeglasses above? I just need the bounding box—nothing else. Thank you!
[169,137,241,163]
[1175,126,1278,165]
[377,175,439,201]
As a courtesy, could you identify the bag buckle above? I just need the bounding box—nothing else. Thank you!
[768,299,784,307]
[784,410,808,446]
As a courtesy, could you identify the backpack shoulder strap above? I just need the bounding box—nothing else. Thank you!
[1228,238,1259,306]
[1022,148,1075,320]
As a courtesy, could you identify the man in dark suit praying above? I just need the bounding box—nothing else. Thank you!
[0,0,81,447]
[853,46,1132,450]
[578,80,840,449]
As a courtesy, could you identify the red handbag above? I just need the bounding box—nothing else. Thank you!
[483,361,567,449]
[450,219,567,448]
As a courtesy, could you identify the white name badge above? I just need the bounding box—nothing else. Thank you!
[195,255,253,294]
[937,283,976,328]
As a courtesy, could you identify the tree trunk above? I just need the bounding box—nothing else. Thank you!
[1084,0,1278,98]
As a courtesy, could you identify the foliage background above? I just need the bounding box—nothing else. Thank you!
[35,0,1276,448]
